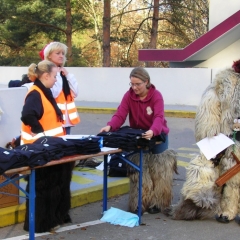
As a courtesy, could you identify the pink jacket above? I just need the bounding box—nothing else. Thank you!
[107,85,169,136]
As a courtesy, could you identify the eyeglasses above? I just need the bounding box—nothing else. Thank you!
[129,82,144,87]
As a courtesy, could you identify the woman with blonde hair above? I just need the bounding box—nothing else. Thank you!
[39,42,80,134]
[21,60,64,144]
[21,60,74,233]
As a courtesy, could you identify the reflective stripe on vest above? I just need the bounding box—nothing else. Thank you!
[20,132,45,145]
[69,111,79,121]
[21,126,64,145]
[57,103,65,110]
[55,91,80,125]
[21,85,65,145]
[57,102,76,111]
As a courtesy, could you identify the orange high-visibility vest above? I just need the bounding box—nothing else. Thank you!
[21,85,65,145]
[55,91,80,125]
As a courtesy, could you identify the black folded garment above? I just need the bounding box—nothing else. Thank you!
[97,126,164,151]
[64,136,102,154]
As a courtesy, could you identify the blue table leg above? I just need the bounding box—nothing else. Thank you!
[29,169,36,240]
[138,149,143,224]
[103,154,108,213]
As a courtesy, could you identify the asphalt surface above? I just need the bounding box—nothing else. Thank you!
[1,113,239,240]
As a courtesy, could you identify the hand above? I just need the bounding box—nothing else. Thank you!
[59,67,68,76]
[100,126,111,132]
[57,114,64,123]
[142,130,153,139]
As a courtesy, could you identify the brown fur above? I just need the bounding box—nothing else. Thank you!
[170,198,216,220]
[128,149,178,213]
[217,143,240,220]
[172,68,240,222]
[128,153,153,213]
[195,69,240,142]
[148,150,178,210]
[171,154,222,220]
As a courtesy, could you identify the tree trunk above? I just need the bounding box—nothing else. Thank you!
[90,0,103,66]
[102,0,111,67]
[66,0,73,65]
[146,0,159,67]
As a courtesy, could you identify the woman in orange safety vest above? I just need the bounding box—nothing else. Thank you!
[39,42,80,135]
[21,60,65,145]
[21,60,74,233]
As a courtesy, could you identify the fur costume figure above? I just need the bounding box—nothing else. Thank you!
[170,154,222,220]
[128,149,178,214]
[128,153,154,213]
[170,60,240,224]
[218,141,240,222]
[24,162,75,233]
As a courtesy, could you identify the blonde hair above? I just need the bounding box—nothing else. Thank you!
[28,60,56,81]
[129,67,151,89]
[44,42,67,66]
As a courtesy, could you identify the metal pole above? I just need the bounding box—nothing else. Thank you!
[29,169,36,240]
[103,154,108,212]
[138,149,143,224]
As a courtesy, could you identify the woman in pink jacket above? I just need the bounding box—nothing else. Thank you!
[100,67,169,154]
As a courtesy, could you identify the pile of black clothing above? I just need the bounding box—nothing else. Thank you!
[0,135,102,174]
[0,135,102,233]
[97,126,165,152]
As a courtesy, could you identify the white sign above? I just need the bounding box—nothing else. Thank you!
[196,133,235,160]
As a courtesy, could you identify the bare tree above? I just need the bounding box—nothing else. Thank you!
[146,0,159,67]
[66,0,73,63]
[103,0,111,67]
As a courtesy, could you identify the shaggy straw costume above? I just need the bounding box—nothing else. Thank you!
[170,154,222,220]
[171,62,240,223]
[128,149,178,213]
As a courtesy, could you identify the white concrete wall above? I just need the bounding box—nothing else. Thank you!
[0,66,28,85]
[209,0,240,29]
[0,87,27,148]
[0,67,213,148]
[0,67,212,106]
[196,40,240,69]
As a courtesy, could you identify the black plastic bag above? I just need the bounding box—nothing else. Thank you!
[108,154,128,177]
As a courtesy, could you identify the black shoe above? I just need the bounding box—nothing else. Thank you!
[148,206,160,214]
[235,216,240,225]
[215,214,230,223]
[63,213,72,223]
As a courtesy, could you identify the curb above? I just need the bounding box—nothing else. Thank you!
[77,107,196,119]
[77,107,117,114]
[164,110,196,119]
[71,178,129,208]
[0,178,129,228]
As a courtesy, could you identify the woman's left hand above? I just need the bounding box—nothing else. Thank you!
[142,130,153,139]
[59,67,68,76]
